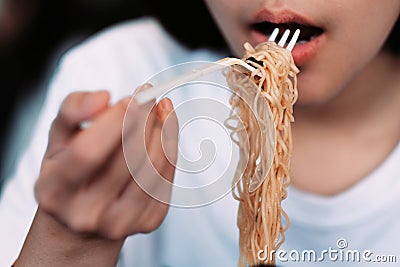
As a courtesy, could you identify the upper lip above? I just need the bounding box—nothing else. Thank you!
[251,8,318,27]
[250,8,324,41]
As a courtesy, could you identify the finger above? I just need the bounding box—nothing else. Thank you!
[124,83,157,142]
[156,98,179,174]
[98,179,167,239]
[42,139,137,234]
[122,85,160,178]
[150,98,178,165]
[48,91,110,152]
[50,96,131,184]
[156,97,174,123]
[98,119,177,238]
[131,121,176,205]
[107,127,176,236]
[63,145,136,233]
[38,84,159,215]
[36,95,131,210]
[133,98,178,202]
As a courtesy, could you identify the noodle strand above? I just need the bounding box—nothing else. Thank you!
[225,41,299,267]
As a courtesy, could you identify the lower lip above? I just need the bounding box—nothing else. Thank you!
[250,31,324,66]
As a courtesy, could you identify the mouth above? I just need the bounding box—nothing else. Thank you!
[249,10,325,65]
[252,22,324,45]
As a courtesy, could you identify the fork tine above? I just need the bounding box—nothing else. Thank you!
[286,29,300,51]
[278,29,290,47]
[268,28,279,42]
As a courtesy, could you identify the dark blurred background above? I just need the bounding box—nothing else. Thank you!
[0,0,144,186]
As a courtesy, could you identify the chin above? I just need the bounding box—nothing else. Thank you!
[294,74,343,108]
[294,86,339,108]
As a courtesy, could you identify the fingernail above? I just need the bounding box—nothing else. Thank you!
[159,98,173,112]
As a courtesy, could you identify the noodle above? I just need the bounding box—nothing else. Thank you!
[224,41,299,266]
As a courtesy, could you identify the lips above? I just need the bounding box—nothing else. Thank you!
[250,9,325,66]
[253,22,323,44]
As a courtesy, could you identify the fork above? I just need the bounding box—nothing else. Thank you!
[135,28,300,104]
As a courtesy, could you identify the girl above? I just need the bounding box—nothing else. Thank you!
[2,0,400,266]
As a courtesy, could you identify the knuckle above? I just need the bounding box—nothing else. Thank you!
[60,93,75,110]
[140,215,164,234]
[100,209,131,240]
[69,144,101,167]
[63,92,83,108]
[69,213,99,233]
[58,93,80,122]
[35,182,60,213]
[36,191,57,213]
[140,221,158,234]
[105,223,128,240]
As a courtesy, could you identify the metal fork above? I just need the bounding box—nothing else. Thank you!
[135,28,300,104]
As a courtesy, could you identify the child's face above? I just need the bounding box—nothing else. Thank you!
[205,0,400,106]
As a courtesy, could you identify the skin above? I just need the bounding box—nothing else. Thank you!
[16,0,400,265]
[17,86,179,266]
[205,0,400,105]
[205,0,400,194]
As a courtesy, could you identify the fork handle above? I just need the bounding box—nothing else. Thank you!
[134,58,255,104]
[134,62,225,104]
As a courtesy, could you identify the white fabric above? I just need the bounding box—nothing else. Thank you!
[1,17,399,267]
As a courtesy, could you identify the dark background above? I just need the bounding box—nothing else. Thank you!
[0,0,144,185]
[0,0,228,188]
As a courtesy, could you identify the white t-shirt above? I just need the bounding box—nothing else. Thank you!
[1,17,399,267]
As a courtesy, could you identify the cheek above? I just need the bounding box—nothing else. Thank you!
[295,46,366,106]
[295,13,400,106]
[295,72,343,106]
[287,1,400,107]
[332,0,400,57]
[204,0,246,56]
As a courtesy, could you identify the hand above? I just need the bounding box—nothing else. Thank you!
[34,85,178,240]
